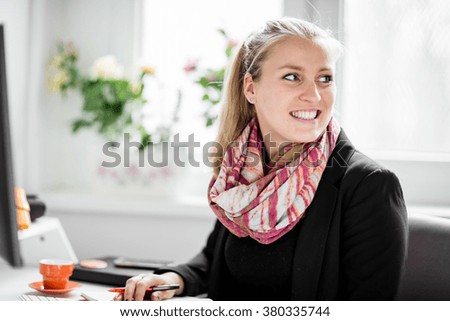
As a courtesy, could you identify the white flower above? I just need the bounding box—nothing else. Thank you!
[90,55,124,80]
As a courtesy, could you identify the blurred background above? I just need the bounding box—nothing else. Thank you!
[0,0,449,263]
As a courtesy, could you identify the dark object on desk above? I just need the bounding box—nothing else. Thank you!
[114,256,172,270]
[71,256,172,286]
[26,194,46,221]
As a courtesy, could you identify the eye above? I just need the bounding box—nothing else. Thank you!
[283,73,300,81]
[318,75,333,84]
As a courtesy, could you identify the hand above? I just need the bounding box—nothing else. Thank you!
[113,272,184,301]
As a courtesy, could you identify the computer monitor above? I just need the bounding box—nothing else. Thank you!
[0,24,22,267]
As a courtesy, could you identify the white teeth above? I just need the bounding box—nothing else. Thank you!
[290,110,318,120]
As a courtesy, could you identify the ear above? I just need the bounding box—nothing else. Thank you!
[243,72,256,104]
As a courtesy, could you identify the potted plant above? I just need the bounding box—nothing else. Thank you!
[48,42,169,147]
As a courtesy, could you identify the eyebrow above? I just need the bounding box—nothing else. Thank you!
[278,64,333,72]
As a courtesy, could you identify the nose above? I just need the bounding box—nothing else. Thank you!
[299,80,321,104]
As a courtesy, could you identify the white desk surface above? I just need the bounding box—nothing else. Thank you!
[0,262,111,301]
[0,262,209,301]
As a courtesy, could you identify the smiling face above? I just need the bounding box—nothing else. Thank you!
[244,36,337,157]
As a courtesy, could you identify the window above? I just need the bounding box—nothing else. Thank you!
[138,0,284,198]
[341,0,450,155]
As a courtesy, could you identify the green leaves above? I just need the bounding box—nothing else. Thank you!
[225,46,233,59]
[49,42,162,147]
[188,29,236,127]
[71,119,93,133]
[72,78,148,143]
[194,68,224,127]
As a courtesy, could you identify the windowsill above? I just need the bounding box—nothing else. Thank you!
[407,205,450,219]
[39,190,212,219]
[363,149,450,163]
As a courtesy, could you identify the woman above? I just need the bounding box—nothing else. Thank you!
[118,17,408,301]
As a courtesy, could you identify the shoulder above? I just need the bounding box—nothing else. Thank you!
[346,150,402,196]
[346,149,396,182]
[328,130,404,204]
[334,140,407,239]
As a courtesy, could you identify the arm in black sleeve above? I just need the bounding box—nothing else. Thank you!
[339,169,408,300]
[153,219,222,297]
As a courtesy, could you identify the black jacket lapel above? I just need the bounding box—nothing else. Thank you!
[290,180,339,299]
[290,130,355,300]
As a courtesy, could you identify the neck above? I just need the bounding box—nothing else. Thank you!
[263,139,283,161]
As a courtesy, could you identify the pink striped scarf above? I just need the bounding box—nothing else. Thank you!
[208,117,341,244]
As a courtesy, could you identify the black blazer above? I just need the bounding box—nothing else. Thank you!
[157,130,408,300]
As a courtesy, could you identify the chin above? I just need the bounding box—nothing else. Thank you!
[295,131,321,143]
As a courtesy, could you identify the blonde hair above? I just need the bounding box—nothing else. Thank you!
[212,17,343,177]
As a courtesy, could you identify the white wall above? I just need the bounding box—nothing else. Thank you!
[53,207,215,263]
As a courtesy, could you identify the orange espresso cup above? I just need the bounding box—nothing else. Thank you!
[39,259,75,290]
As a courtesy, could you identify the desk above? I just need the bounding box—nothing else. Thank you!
[0,262,111,301]
[0,262,209,301]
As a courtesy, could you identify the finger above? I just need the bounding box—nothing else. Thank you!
[124,275,143,301]
[134,277,152,301]
[151,290,175,301]
[150,291,162,301]
[113,293,123,301]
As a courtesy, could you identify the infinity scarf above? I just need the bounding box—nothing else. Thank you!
[208,117,341,244]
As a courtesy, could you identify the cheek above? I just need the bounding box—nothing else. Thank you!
[254,101,287,136]
[320,89,336,111]
[255,90,281,117]
[256,102,287,127]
